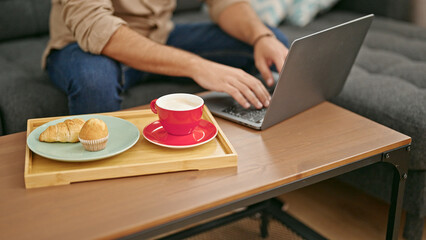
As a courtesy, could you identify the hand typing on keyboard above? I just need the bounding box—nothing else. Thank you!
[222,104,267,123]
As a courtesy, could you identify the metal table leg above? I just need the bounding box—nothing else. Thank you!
[382,146,410,240]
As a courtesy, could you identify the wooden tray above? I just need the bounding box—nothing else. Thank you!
[24,107,237,189]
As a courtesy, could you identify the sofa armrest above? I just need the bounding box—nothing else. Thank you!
[334,0,412,21]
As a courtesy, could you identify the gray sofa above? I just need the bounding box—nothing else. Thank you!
[0,0,424,239]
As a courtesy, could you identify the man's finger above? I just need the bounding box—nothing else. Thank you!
[255,58,274,87]
[224,85,250,109]
[231,79,263,109]
[245,74,270,106]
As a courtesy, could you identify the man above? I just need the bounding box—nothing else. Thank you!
[43,0,289,114]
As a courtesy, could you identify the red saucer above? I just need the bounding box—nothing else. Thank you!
[143,119,218,148]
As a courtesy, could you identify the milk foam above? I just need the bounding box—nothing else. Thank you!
[162,99,198,110]
[157,94,203,111]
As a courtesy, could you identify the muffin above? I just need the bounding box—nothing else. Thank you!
[78,118,109,151]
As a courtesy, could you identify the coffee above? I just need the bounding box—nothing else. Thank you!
[150,93,204,135]
[156,95,203,111]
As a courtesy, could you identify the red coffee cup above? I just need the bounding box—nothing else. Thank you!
[150,93,204,135]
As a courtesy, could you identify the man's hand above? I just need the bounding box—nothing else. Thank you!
[190,59,270,109]
[254,36,289,87]
[216,1,289,99]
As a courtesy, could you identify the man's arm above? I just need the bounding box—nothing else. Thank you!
[101,26,270,109]
[216,2,289,86]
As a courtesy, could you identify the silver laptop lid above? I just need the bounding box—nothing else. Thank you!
[261,14,373,130]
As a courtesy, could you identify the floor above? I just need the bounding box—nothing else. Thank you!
[279,179,426,240]
[187,179,426,240]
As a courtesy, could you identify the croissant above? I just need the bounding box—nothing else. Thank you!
[39,118,85,143]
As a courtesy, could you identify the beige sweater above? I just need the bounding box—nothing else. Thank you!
[42,0,248,68]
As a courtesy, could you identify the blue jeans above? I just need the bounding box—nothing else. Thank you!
[47,23,289,115]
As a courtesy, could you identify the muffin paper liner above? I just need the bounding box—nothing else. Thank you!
[78,135,109,152]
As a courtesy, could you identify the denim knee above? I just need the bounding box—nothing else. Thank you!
[70,56,120,93]
[68,56,123,114]
[47,43,123,114]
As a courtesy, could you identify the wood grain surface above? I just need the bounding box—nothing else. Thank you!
[0,102,411,240]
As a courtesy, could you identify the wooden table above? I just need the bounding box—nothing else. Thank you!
[0,102,411,240]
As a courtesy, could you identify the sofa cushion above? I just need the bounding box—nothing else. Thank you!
[0,0,50,42]
[0,36,69,134]
[0,112,3,135]
[335,0,411,21]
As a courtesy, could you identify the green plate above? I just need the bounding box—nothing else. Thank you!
[27,115,140,162]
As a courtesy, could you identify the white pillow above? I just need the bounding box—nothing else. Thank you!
[250,0,339,27]
[286,0,340,26]
[250,0,294,27]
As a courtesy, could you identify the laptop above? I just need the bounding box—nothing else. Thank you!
[202,14,374,130]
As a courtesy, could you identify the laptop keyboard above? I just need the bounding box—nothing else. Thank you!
[221,83,275,124]
[220,77,277,124]
[222,104,267,124]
